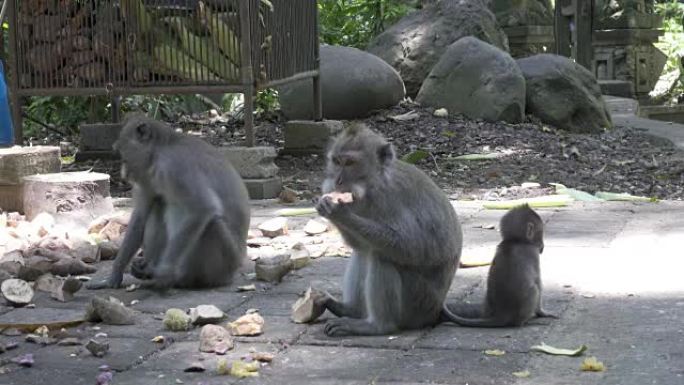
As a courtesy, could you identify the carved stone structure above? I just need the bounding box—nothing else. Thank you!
[591,0,666,99]
[491,0,555,58]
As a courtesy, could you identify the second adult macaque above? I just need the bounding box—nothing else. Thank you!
[87,115,250,290]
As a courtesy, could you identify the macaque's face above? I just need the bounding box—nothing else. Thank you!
[321,127,395,201]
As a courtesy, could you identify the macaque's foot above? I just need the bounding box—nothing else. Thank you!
[536,308,559,319]
[131,258,154,280]
[86,272,124,290]
[324,317,391,337]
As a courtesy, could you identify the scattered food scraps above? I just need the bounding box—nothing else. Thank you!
[580,356,606,372]
[484,349,506,356]
[229,313,264,336]
[230,361,259,378]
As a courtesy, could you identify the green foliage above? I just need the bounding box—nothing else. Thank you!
[401,149,430,164]
[122,94,212,120]
[655,0,684,74]
[255,88,279,114]
[24,96,109,137]
[318,0,415,48]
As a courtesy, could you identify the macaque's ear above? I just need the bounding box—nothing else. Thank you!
[135,122,152,142]
[526,222,535,241]
[377,143,395,165]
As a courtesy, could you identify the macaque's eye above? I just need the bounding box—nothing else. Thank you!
[332,156,341,166]
[344,158,356,166]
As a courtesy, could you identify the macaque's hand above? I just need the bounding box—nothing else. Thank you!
[315,192,353,219]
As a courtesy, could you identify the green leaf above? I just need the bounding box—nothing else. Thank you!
[401,150,430,164]
[60,156,75,165]
[275,208,317,217]
[549,183,604,202]
[454,153,501,161]
[594,192,658,202]
[482,195,573,210]
[530,342,588,357]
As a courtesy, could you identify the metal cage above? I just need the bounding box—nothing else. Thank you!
[6,0,322,145]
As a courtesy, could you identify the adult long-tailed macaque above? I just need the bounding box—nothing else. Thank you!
[313,123,463,337]
[442,204,557,327]
[87,114,250,290]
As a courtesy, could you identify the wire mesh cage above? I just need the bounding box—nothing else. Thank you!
[6,0,321,145]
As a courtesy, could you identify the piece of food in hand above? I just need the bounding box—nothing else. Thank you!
[323,192,354,204]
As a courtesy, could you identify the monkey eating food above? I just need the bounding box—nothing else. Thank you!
[312,123,463,337]
[87,114,250,290]
[442,204,557,327]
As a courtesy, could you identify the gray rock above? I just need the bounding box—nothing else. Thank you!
[219,146,278,179]
[89,296,135,325]
[198,324,234,353]
[279,45,405,120]
[416,37,525,123]
[367,0,509,97]
[517,54,613,133]
[255,253,293,283]
[490,0,554,27]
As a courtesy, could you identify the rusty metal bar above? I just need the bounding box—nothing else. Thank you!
[17,84,250,97]
[7,0,21,144]
[312,3,322,122]
[262,70,319,89]
[240,0,256,147]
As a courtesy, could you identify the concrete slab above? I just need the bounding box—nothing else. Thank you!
[8,198,684,385]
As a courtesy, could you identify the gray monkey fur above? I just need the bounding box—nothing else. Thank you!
[86,114,250,290]
[441,204,557,327]
[314,123,463,337]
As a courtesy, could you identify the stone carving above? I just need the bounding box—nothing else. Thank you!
[594,0,660,29]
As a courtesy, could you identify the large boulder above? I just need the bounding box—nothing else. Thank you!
[416,37,525,123]
[490,0,554,27]
[366,0,509,97]
[517,54,613,133]
[278,45,405,120]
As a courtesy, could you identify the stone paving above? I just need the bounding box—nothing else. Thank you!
[1,199,683,385]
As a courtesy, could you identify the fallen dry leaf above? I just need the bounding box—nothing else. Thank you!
[512,370,530,378]
[530,342,587,357]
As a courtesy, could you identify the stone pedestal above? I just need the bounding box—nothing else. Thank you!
[503,26,555,58]
[0,146,61,212]
[76,123,122,162]
[283,120,344,155]
[218,146,282,200]
[22,172,114,225]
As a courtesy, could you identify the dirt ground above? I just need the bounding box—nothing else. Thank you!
[61,102,684,201]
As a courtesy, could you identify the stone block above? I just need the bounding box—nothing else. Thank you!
[219,146,278,179]
[600,80,633,98]
[0,146,61,185]
[22,171,114,224]
[79,123,122,152]
[244,177,282,200]
[283,120,344,155]
[0,184,23,212]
